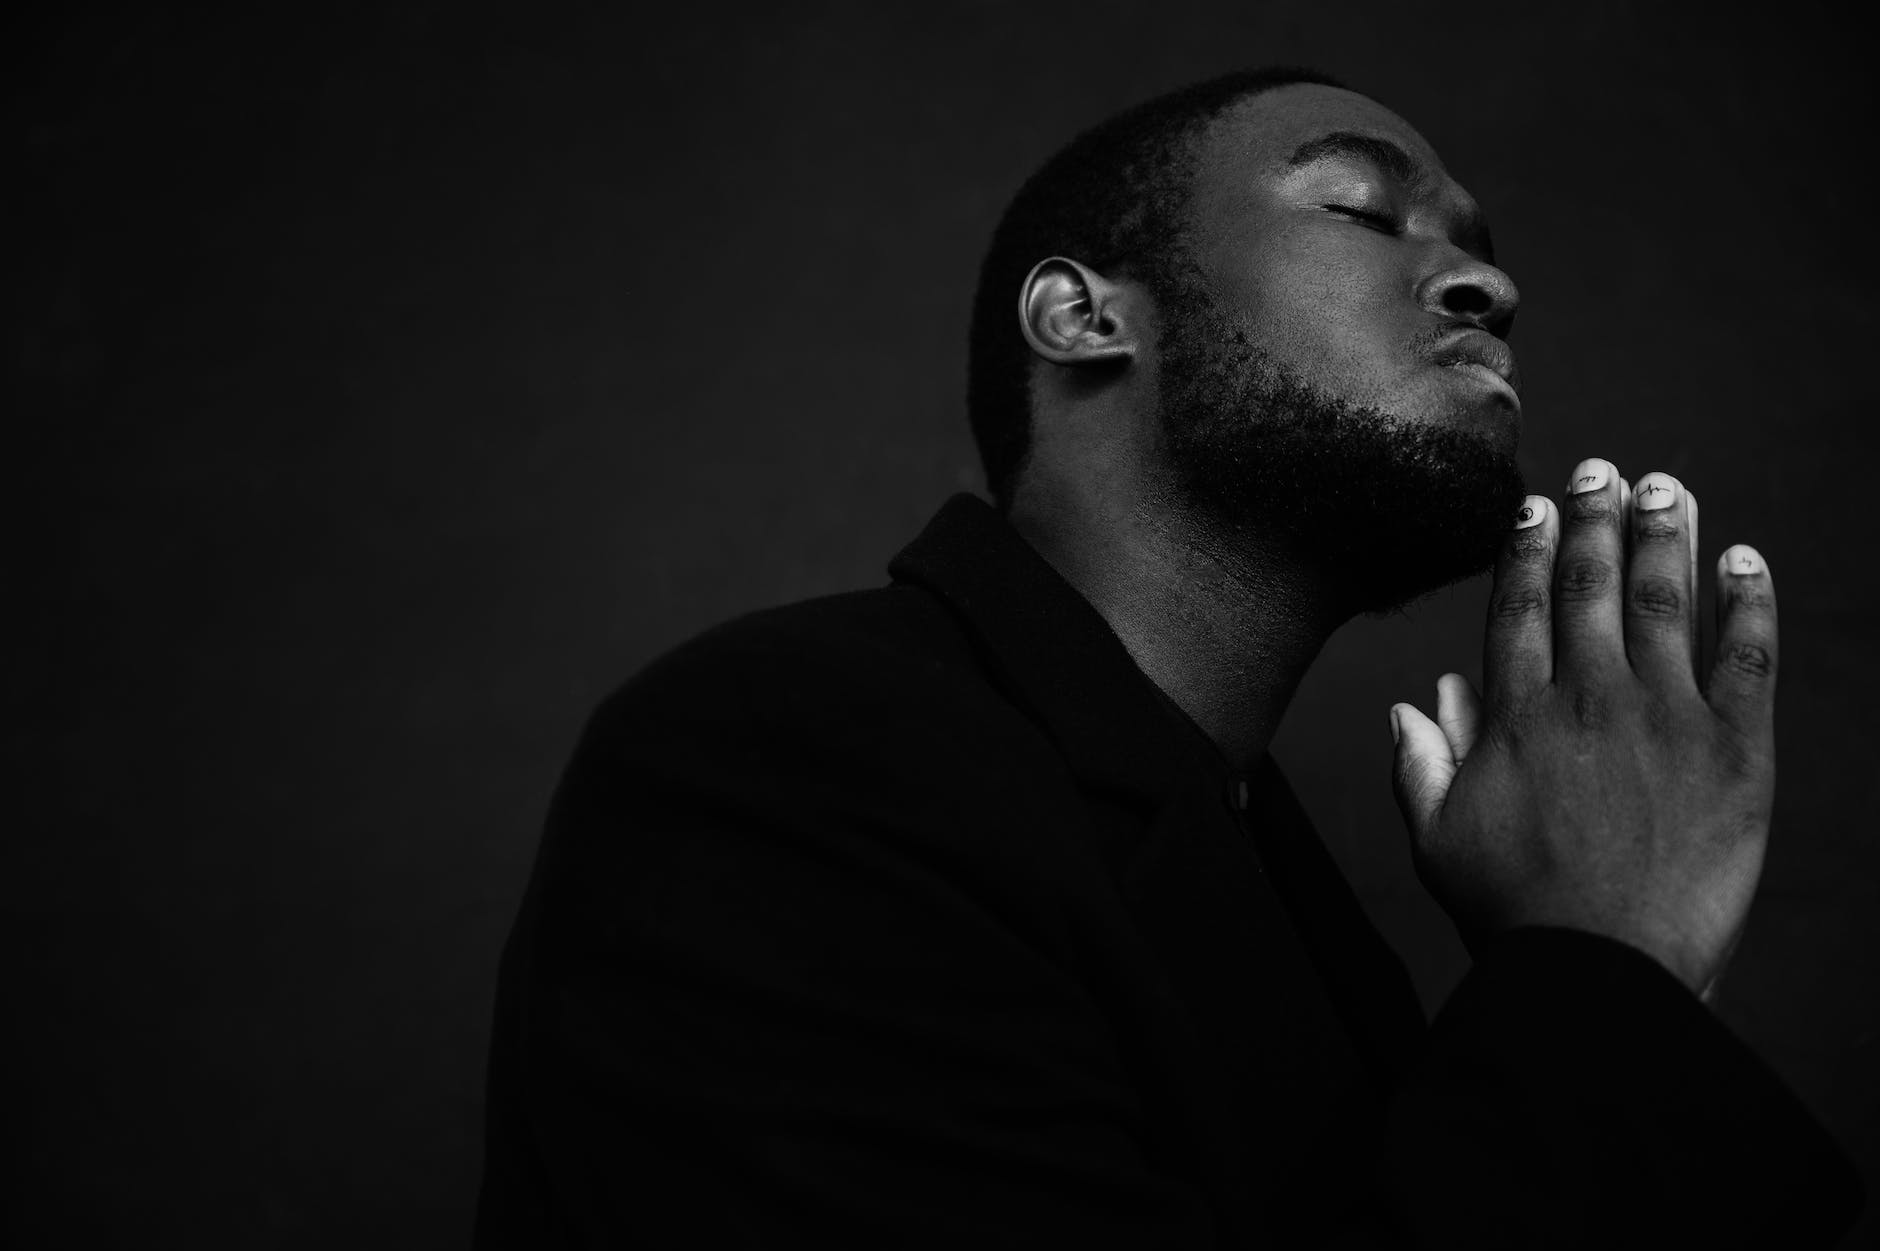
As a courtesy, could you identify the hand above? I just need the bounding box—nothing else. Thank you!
[1388,458,1778,1000]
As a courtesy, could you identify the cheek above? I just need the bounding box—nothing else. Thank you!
[1197,223,1416,391]
[1253,254,1406,372]
[1275,235,1401,313]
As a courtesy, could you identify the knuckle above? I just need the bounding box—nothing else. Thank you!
[1569,686,1610,731]
[1492,584,1550,620]
[1490,698,1538,743]
[1727,807,1772,849]
[1724,580,1776,611]
[1640,690,1680,740]
[1507,530,1551,561]
[1719,640,1775,679]
[1633,513,1682,544]
[1555,558,1613,600]
[1566,493,1619,526]
[1628,574,1684,619]
[1713,726,1768,782]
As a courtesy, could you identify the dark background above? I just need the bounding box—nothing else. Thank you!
[13,2,1876,1245]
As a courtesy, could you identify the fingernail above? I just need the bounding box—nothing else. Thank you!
[1513,496,1547,528]
[1568,459,1609,494]
[1722,546,1763,575]
[1635,473,1679,510]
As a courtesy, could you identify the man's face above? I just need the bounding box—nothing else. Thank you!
[1150,83,1528,618]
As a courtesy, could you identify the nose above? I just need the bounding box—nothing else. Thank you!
[1419,255,1520,339]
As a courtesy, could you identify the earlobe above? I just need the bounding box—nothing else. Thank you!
[1017,257,1137,367]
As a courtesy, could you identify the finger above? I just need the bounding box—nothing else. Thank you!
[1436,672,1483,766]
[1686,489,1700,676]
[1624,472,1698,691]
[1390,701,1458,845]
[1706,545,1778,738]
[1554,457,1629,679]
[1482,493,1557,707]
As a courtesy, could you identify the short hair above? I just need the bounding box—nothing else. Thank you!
[965,67,1348,512]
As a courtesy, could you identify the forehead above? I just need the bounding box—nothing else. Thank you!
[1201,83,1450,182]
[1186,83,1471,220]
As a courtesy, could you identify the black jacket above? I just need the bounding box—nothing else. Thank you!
[475,493,1861,1247]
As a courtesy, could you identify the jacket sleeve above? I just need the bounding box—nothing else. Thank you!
[475,635,1863,1248]
[1374,925,1864,1248]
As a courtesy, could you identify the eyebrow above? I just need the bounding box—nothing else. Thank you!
[1287,131,1426,186]
[1286,129,1496,262]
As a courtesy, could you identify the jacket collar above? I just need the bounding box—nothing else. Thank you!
[887,493,1426,1233]
[886,491,1424,1049]
[886,492,1222,810]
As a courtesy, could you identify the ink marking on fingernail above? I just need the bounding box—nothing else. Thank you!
[1568,460,1610,494]
[1637,481,1676,510]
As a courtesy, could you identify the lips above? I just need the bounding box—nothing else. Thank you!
[1431,328,1520,394]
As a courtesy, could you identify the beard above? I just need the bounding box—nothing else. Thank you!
[1150,285,1528,620]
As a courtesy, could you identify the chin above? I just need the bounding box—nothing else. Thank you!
[1417,373,1522,449]
[1154,341,1528,611]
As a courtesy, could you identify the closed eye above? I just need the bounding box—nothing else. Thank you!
[1325,204,1398,233]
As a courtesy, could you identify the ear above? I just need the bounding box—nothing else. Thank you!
[1018,257,1140,367]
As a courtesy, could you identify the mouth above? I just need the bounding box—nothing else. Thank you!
[1430,329,1521,407]
[1447,360,1520,404]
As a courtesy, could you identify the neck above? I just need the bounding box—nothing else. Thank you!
[1008,479,1348,775]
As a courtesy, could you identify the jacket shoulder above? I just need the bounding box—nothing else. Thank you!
[645,582,986,691]
[539,583,1104,952]
[580,582,1049,778]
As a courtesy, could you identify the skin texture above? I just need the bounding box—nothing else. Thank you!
[1007,84,1777,998]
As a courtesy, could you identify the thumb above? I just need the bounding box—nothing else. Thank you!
[1390,700,1459,843]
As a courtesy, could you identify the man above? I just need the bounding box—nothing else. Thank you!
[474,68,1863,1246]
